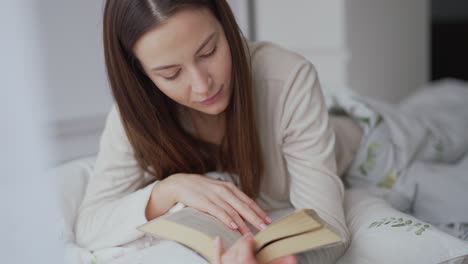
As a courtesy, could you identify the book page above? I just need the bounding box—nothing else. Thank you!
[138,207,242,260]
[161,207,241,247]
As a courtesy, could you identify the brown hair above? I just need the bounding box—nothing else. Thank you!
[102,0,263,198]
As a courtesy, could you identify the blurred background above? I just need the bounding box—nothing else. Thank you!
[35,0,468,165]
[1,0,467,262]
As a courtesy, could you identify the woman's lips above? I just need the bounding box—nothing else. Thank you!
[199,86,223,105]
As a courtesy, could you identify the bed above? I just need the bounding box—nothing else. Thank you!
[52,155,468,264]
[52,79,468,263]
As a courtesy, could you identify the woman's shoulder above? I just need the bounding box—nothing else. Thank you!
[247,40,311,82]
[105,104,123,132]
[101,103,134,152]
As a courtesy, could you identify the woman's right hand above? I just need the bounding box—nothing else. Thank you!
[212,233,297,264]
[163,173,272,235]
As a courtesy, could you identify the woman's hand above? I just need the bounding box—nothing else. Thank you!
[164,173,272,235]
[212,234,297,264]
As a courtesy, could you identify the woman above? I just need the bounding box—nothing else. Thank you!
[75,0,362,263]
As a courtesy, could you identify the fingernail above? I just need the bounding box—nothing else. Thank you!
[230,222,238,229]
[243,232,253,238]
[265,217,272,224]
[260,223,267,230]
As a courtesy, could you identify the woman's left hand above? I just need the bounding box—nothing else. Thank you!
[212,233,297,264]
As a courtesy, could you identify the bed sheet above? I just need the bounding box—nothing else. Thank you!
[54,156,468,264]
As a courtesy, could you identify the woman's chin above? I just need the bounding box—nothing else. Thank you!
[196,103,228,116]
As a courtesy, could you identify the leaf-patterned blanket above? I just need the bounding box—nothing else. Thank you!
[323,79,468,241]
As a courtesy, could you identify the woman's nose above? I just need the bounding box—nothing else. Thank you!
[190,67,212,94]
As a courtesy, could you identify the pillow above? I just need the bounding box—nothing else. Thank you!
[49,156,97,264]
[51,156,95,240]
[409,161,468,241]
[337,189,468,264]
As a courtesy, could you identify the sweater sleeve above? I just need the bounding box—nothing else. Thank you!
[280,62,350,261]
[75,105,158,251]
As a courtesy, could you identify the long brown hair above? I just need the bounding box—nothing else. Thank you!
[102,0,263,198]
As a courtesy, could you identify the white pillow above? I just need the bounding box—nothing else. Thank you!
[51,156,95,240]
[338,189,468,264]
[51,159,468,264]
[49,156,97,264]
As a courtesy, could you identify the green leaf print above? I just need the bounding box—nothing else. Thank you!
[376,115,383,126]
[359,143,379,176]
[377,170,396,189]
[384,217,396,225]
[392,219,413,227]
[435,140,444,160]
[368,217,431,236]
[356,116,371,125]
[415,225,431,235]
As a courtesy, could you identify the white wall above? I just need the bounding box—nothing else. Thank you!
[227,0,252,38]
[346,0,429,102]
[38,0,112,164]
[253,0,429,102]
[39,0,112,122]
[1,1,63,263]
[254,0,350,89]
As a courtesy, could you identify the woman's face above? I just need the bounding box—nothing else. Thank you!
[134,8,232,117]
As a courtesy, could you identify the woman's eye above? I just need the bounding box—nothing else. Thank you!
[163,70,180,81]
[201,46,217,58]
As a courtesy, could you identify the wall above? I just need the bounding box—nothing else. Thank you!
[346,0,430,102]
[227,0,253,38]
[432,0,468,22]
[39,0,112,122]
[253,0,429,102]
[1,1,63,263]
[38,0,112,164]
[254,0,350,89]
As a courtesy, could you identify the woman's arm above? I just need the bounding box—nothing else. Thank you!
[145,176,177,220]
[75,105,159,250]
[279,61,350,261]
[75,105,271,250]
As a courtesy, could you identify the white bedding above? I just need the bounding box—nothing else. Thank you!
[52,156,468,264]
[340,79,468,240]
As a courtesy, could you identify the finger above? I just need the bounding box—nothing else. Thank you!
[204,201,241,231]
[269,255,297,264]
[216,185,267,231]
[223,182,272,224]
[211,198,252,235]
[231,233,256,260]
[212,236,223,264]
[222,234,257,264]
[237,233,255,254]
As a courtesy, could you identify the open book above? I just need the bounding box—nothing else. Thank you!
[137,207,342,263]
